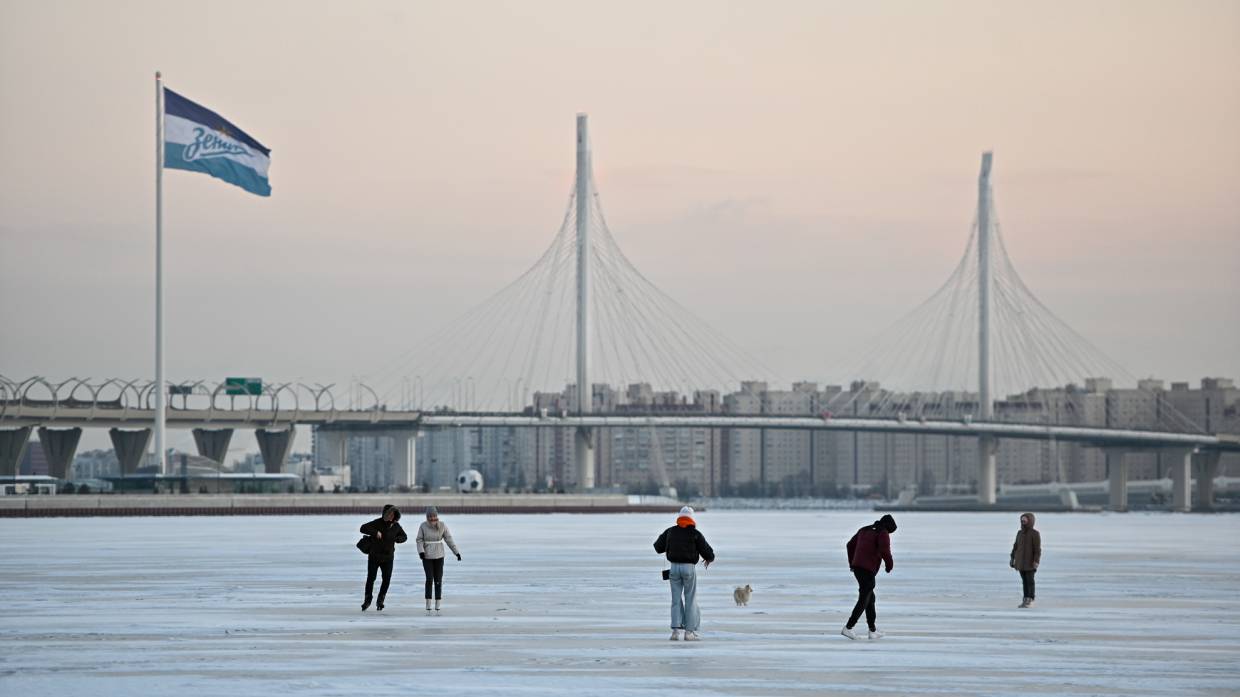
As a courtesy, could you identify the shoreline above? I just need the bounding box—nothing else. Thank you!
[0,492,686,517]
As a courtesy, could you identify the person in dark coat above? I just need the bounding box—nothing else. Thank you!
[1010,512,1042,608]
[359,504,407,611]
[841,514,897,640]
[653,506,715,641]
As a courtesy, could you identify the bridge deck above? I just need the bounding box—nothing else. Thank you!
[2,405,1235,451]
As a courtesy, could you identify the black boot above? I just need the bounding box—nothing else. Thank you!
[376,599,385,611]
[362,598,371,611]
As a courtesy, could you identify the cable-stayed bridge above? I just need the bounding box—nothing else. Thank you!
[3,115,1236,510]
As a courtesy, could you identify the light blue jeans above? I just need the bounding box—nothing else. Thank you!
[668,562,700,632]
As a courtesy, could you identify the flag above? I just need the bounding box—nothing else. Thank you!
[163,88,271,196]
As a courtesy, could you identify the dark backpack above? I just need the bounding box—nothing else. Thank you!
[356,535,374,555]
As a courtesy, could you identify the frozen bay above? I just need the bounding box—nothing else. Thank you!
[1,510,1238,696]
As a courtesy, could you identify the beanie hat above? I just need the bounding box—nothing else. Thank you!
[676,505,696,528]
[425,505,439,517]
[878,514,898,533]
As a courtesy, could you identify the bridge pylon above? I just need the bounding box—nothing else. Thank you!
[976,152,997,505]
[574,113,595,490]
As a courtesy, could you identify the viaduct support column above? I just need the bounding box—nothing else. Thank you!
[977,436,998,505]
[1167,447,1194,513]
[37,427,83,480]
[255,426,296,474]
[109,428,152,475]
[1106,448,1130,512]
[0,427,33,478]
[192,428,234,466]
[391,431,415,490]
[1194,451,1221,511]
[315,429,347,470]
[575,428,595,490]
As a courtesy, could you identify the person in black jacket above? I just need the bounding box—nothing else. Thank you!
[653,506,715,641]
[359,504,407,611]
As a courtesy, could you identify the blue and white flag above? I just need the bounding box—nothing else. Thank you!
[164,88,271,196]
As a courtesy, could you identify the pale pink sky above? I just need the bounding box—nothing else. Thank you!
[2,0,1237,404]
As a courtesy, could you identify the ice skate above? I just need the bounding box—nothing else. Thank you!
[683,631,700,641]
[669,629,681,641]
[1018,597,1030,608]
[868,629,885,640]
[1024,599,1035,608]
[841,627,859,640]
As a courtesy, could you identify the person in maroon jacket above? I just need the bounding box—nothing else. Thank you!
[841,514,897,640]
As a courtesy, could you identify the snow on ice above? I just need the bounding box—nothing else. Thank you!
[1,511,1238,696]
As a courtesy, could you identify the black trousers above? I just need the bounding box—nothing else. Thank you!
[1020,569,1036,599]
[365,557,394,603]
[422,557,445,599]
[846,568,877,631]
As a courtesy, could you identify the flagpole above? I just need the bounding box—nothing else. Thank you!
[154,71,166,475]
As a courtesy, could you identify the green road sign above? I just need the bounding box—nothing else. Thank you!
[225,377,262,396]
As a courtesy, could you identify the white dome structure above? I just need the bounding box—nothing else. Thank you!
[457,469,484,494]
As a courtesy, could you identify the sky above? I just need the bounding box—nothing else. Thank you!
[1,1,1238,454]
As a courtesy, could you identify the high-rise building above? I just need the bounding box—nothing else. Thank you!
[348,435,395,492]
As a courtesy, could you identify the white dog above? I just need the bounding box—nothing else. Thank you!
[732,584,753,607]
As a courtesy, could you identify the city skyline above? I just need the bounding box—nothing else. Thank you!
[13,372,1232,515]
[15,373,1236,485]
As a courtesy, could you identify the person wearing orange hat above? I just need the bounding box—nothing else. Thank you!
[653,506,715,641]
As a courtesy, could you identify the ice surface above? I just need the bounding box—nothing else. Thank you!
[1,511,1238,696]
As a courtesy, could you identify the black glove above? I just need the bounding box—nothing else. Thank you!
[419,552,425,560]
[455,553,462,561]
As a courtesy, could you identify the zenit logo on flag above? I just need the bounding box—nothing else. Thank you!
[163,88,271,196]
